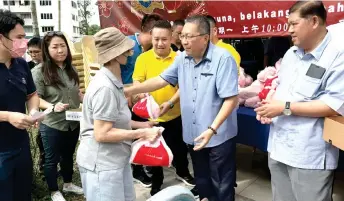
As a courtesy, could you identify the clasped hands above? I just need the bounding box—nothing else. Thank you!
[254,100,285,124]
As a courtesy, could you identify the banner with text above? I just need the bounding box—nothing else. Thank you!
[98,1,344,38]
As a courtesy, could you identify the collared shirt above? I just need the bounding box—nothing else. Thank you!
[77,67,132,171]
[133,49,181,122]
[160,43,239,147]
[121,33,142,84]
[32,64,80,131]
[0,58,36,151]
[171,43,184,52]
[268,32,344,170]
[216,40,241,74]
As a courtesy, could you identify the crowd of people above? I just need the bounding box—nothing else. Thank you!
[0,1,344,201]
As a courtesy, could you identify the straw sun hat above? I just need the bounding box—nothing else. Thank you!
[94,27,135,64]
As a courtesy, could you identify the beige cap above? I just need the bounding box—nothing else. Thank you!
[94,27,135,64]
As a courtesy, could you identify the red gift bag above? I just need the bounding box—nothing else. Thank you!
[130,127,173,167]
[132,94,160,120]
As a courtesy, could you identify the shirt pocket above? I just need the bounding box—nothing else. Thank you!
[295,76,322,98]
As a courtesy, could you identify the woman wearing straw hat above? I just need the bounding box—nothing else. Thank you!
[76,27,161,201]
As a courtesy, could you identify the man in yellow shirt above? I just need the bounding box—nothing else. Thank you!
[132,20,197,198]
[206,15,241,74]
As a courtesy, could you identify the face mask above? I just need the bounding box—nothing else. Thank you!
[10,38,28,58]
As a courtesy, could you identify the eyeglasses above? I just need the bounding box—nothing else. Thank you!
[179,33,207,41]
[44,31,64,37]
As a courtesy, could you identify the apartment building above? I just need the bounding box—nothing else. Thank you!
[0,0,81,38]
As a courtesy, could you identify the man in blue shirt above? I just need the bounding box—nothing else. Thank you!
[0,10,40,201]
[121,14,162,188]
[125,15,239,201]
[255,1,344,201]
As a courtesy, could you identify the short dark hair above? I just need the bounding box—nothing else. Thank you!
[289,1,327,24]
[173,19,185,28]
[205,15,216,27]
[152,20,172,31]
[141,14,162,32]
[0,9,24,37]
[28,37,42,48]
[185,15,210,35]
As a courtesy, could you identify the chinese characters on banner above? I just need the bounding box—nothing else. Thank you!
[98,0,344,38]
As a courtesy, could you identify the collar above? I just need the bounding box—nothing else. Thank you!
[0,58,15,69]
[100,67,123,88]
[152,48,175,60]
[134,33,141,46]
[292,32,331,61]
[216,39,223,45]
[185,42,213,62]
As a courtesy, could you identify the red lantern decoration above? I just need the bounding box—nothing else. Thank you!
[163,1,182,14]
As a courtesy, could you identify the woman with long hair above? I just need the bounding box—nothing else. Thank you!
[32,32,83,201]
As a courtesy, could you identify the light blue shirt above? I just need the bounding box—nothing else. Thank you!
[268,32,344,170]
[160,43,238,147]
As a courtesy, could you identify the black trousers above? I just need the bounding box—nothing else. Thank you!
[188,138,237,201]
[40,124,80,191]
[151,116,189,189]
[0,140,32,201]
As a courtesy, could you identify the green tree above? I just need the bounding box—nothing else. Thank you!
[78,0,93,35]
[88,24,100,35]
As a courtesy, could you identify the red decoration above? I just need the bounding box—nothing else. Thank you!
[98,1,114,18]
[163,1,182,14]
[115,0,123,8]
[119,17,130,34]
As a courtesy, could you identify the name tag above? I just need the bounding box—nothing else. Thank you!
[306,64,326,79]
[66,110,82,121]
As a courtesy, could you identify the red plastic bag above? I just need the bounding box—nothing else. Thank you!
[132,94,160,120]
[130,127,173,167]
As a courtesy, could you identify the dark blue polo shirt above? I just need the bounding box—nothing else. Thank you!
[0,58,36,151]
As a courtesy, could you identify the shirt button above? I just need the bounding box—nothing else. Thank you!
[193,122,195,124]
[193,100,195,102]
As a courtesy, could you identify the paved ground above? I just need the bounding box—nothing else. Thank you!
[135,144,344,201]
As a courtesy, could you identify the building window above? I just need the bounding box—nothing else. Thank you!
[41,13,53,20]
[73,26,80,34]
[24,26,33,33]
[72,14,75,21]
[4,0,15,5]
[40,0,51,6]
[42,26,54,32]
[19,0,30,6]
[71,1,77,8]
[20,13,31,19]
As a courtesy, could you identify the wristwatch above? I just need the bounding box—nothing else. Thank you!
[168,101,174,109]
[283,101,292,116]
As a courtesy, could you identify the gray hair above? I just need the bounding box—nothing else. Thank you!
[185,15,210,35]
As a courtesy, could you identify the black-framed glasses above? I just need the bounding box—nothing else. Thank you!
[179,33,207,41]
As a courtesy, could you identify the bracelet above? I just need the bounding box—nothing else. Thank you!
[208,126,217,135]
